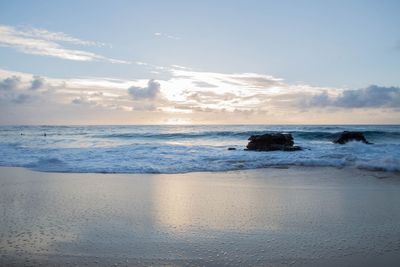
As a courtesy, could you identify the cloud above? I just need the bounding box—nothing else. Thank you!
[232,75,282,88]
[0,25,129,64]
[18,27,110,47]
[169,69,284,93]
[165,68,400,114]
[0,75,38,104]
[0,75,48,92]
[163,69,305,112]
[12,93,33,104]
[170,64,190,70]
[153,32,180,40]
[334,85,400,108]
[29,76,45,90]
[132,102,157,111]
[1,68,399,124]
[128,79,161,100]
[71,96,97,106]
[302,85,400,108]
[192,81,218,88]
[0,76,20,90]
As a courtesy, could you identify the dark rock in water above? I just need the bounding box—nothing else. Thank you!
[333,131,371,144]
[246,133,302,151]
[228,147,236,150]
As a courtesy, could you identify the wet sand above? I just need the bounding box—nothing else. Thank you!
[1,166,400,266]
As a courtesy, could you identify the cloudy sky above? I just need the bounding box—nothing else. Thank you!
[0,0,399,124]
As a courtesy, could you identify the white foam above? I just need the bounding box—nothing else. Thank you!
[0,125,399,173]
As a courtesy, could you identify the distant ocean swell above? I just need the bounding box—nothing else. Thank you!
[0,125,399,173]
[93,130,400,141]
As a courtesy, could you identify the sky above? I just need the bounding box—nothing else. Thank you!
[0,0,399,125]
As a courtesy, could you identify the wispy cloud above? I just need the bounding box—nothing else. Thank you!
[0,25,128,63]
[154,32,180,40]
[17,26,110,47]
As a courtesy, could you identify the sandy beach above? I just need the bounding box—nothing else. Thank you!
[1,166,400,266]
[1,0,399,265]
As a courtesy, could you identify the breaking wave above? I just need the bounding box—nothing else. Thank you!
[0,125,399,173]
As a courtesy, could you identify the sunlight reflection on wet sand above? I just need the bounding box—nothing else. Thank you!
[1,167,400,266]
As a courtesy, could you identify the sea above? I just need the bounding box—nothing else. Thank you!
[0,125,399,173]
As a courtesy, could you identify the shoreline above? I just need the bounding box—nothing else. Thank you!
[1,166,400,266]
[2,164,400,176]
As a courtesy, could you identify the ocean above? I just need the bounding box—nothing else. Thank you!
[0,125,399,173]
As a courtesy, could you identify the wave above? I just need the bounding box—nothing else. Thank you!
[92,130,400,142]
[0,142,396,173]
[27,157,66,171]
[1,125,399,174]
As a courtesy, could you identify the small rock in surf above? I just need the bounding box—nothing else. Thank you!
[333,131,371,144]
[246,133,301,151]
